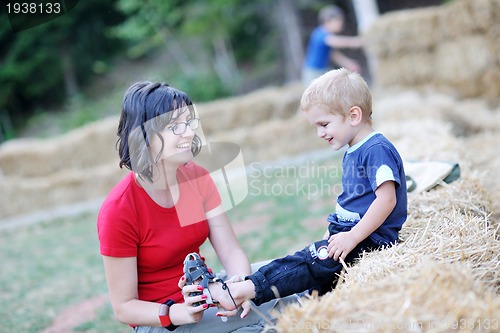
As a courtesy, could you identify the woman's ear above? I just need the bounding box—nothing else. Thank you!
[349,106,363,126]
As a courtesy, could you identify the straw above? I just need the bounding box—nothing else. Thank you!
[267,177,500,332]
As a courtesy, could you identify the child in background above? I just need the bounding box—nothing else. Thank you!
[302,5,363,85]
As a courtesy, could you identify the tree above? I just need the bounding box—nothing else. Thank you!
[0,0,125,140]
[274,0,304,82]
[113,0,276,95]
[350,0,380,79]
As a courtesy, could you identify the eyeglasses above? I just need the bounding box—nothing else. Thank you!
[168,118,200,135]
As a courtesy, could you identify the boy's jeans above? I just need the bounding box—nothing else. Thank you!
[247,221,379,306]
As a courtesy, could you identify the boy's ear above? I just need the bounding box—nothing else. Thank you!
[349,106,363,125]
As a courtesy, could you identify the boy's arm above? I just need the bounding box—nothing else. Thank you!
[327,181,397,261]
[325,34,363,48]
[331,50,361,73]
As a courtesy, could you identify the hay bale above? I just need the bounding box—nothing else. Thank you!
[0,83,307,220]
[374,89,464,162]
[197,83,302,136]
[269,178,500,333]
[364,8,440,58]
[483,70,500,103]
[209,114,325,164]
[382,52,436,86]
[437,0,474,40]
[437,0,498,40]
[461,131,500,210]
[365,0,500,100]
[272,260,500,333]
[434,36,492,84]
[198,95,275,135]
[0,162,127,219]
[265,86,500,332]
[441,99,500,136]
[0,116,119,178]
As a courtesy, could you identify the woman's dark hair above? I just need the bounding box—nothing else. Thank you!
[116,82,202,182]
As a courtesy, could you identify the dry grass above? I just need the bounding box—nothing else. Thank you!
[265,87,500,332]
[268,178,500,332]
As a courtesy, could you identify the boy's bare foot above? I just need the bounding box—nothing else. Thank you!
[207,281,239,312]
[208,279,257,317]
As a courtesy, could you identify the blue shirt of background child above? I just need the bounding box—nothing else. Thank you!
[304,26,332,70]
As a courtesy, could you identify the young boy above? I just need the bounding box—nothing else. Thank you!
[211,68,407,317]
[302,5,363,85]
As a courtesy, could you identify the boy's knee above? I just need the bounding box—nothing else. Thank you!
[308,240,330,261]
[308,240,341,268]
[308,240,343,274]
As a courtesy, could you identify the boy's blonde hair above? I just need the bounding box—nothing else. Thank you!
[300,68,372,124]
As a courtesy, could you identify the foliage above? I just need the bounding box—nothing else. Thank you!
[113,0,271,61]
[173,71,231,102]
[0,0,125,139]
[0,0,445,141]
[0,0,331,140]
[113,0,276,95]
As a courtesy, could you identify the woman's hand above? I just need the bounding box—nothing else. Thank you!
[176,275,209,324]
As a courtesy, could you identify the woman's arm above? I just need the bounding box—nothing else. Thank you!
[206,205,251,277]
[102,256,207,327]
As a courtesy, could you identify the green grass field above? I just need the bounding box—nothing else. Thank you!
[0,154,341,332]
[0,213,126,332]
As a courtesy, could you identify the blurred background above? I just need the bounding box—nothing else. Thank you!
[1,0,499,332]
[0,0,444,141]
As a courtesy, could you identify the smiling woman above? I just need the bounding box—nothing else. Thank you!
[96,81,274,333]
[118,83,203,183]
[142,106,200,177]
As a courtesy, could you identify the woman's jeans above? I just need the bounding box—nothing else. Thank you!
[134,295,300,333]
[133,261,300,333]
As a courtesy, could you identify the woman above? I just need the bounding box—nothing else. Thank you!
[97,82,269,332]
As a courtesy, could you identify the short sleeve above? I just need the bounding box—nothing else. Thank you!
[97,199,139,257]
[363,144,402,192]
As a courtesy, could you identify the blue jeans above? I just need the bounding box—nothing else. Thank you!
[247,223,379,306]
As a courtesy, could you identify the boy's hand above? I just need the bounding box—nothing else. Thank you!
[344,59,361,74]
[327,232,358,261]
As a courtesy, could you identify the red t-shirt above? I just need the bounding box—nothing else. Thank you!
[97,162,221,303]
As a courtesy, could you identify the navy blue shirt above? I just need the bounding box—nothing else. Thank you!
[334,132,407,245]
